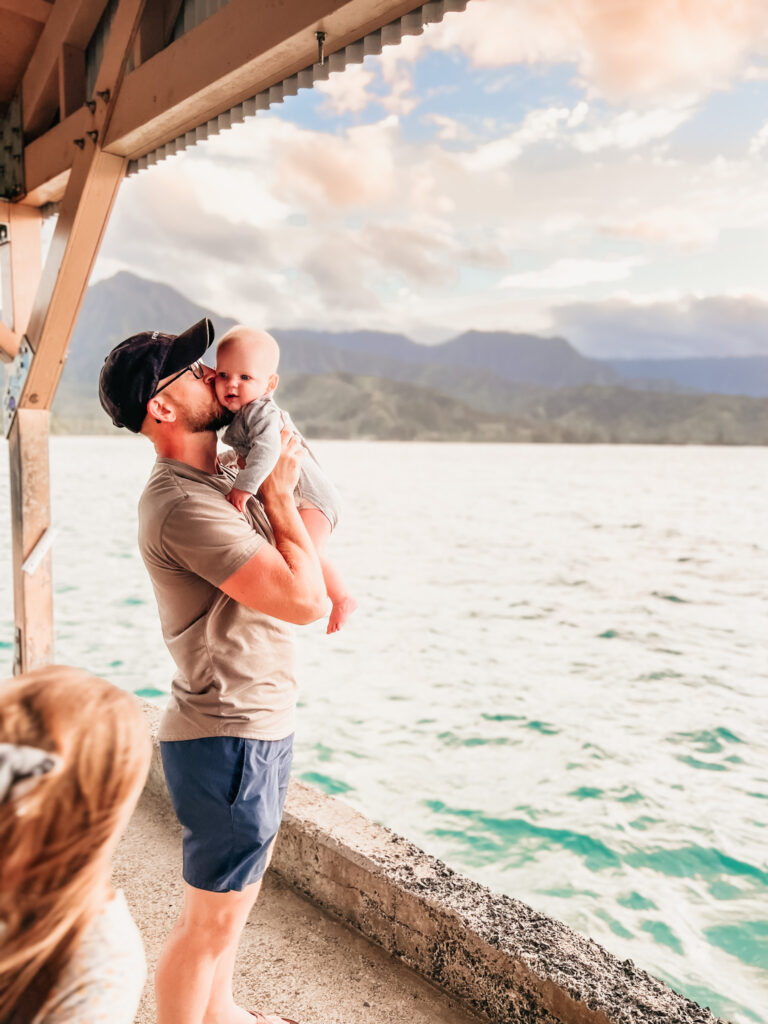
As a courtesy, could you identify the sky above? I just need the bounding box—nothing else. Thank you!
[90,0,768,358]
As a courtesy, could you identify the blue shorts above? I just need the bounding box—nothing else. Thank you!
[160,735,293,892]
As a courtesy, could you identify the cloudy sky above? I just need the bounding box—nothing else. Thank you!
[92,0,768,357]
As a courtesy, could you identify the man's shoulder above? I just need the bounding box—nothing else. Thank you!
[141,458,234,503]
[138,460,235,545]
[139,459,195,523]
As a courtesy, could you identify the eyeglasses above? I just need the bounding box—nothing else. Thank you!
[152,360,206,397]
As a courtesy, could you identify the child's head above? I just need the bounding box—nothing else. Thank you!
[0,666,151,1018]
[214,326,280,413]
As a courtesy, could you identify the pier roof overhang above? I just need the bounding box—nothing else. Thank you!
[0,0,468,674]
[2,0,466,213]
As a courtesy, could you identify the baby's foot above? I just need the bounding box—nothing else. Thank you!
[327,595,358,634]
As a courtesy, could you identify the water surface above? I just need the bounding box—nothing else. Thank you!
[1,438,766,1022]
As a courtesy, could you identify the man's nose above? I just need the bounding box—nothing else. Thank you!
[201,366,216,384]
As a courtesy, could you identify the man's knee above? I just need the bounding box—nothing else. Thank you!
[178,881,261,956]
[178,905,244,956]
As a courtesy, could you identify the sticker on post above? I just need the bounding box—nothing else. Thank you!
[22,527,58,576]
[2,337,32,436]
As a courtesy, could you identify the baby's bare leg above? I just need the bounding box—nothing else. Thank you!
[299,506,357,634]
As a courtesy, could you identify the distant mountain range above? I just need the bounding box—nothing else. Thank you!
[18,270,768,443]
[607,357,768,397]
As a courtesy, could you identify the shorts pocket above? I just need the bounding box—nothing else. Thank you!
[226,740,247,805]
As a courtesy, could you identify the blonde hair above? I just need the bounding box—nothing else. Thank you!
[216,325,280,376]
[0,666,151,1020]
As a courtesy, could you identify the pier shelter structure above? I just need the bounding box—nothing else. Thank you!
[0,4,729,1023]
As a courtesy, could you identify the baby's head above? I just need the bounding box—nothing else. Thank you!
[214,326,280,413]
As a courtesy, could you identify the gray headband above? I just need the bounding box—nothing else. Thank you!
[0,742,63,805]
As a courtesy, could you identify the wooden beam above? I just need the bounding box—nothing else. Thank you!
[22,0,110,138]
[22,147,125,403]
[58,42,86,118]
[105,0,423,159]
[0,322,21,361]
[0,203,42,362]
[22,105,89,206]
[9,409,54,673]
[18,0,145,407]
[0,0,52,23]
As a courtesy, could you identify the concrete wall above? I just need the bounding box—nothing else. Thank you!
[140,703,726,1024]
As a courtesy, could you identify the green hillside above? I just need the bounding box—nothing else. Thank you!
[14,270,767,444]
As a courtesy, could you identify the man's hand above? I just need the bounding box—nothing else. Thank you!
[220,429,324,624]
[260,429,304,504]
[226,487,253,514]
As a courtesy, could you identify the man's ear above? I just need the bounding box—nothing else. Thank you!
[146,395,176,424]
[265,373,279,395]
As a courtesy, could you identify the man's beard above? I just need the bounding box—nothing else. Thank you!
[185,405,233,434]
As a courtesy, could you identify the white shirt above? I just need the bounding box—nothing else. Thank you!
[33,890,146,1024]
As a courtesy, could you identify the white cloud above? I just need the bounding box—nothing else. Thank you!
[461,99,693,174]
[567,101,589,127]
[426,114,467,141]
[572,106,693,152]
[743,63,768,81]
[315,64,377,114]
[600,207,718,249]
[373,34,421,115]
[465,105,572,170]
[274,117,399,211]
[424,0,768,103]
[499,258,642,290]
[553,293,768,357]
[748,120,768,155]
[309,37,420,118]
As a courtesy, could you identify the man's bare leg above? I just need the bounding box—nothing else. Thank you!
[204,941,252,1024]
[299,507,357,634]
[156,881,261,1024]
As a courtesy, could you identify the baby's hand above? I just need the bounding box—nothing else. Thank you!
[226,487,253,514]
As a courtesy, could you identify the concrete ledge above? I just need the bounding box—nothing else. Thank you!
[140,703,725,1024]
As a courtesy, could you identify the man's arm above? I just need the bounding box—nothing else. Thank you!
[219,431,327,624]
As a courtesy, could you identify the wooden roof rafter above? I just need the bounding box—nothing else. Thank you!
[0,0,54,24]
[22,0,113,137]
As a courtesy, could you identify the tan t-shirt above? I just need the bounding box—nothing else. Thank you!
[138,457,297,742]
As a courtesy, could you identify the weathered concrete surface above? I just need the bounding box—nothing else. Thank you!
[275,785,728,1024]
[115,791,483,1024]
[138,702,728,1024]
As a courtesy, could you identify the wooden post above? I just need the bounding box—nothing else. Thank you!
[8,409,54,673]
[0,203,42,362]
[2,201,48,673]
[4,0,148,673]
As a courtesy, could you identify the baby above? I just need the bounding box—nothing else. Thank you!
[215,325,356,634]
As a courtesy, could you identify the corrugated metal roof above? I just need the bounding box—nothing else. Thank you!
[126,0,468,177]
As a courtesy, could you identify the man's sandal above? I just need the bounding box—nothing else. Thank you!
[248,1012,299,1024]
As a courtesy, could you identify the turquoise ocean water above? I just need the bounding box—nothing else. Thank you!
[1,437,766,1022]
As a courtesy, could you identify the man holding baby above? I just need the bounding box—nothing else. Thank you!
[99,318,323,1024]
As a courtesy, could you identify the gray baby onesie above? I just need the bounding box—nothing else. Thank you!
[222,397,340,529]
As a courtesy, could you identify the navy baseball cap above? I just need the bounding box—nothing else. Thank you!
[99,318,214,432]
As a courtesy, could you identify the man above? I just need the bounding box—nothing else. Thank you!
[99,318,326,1024]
